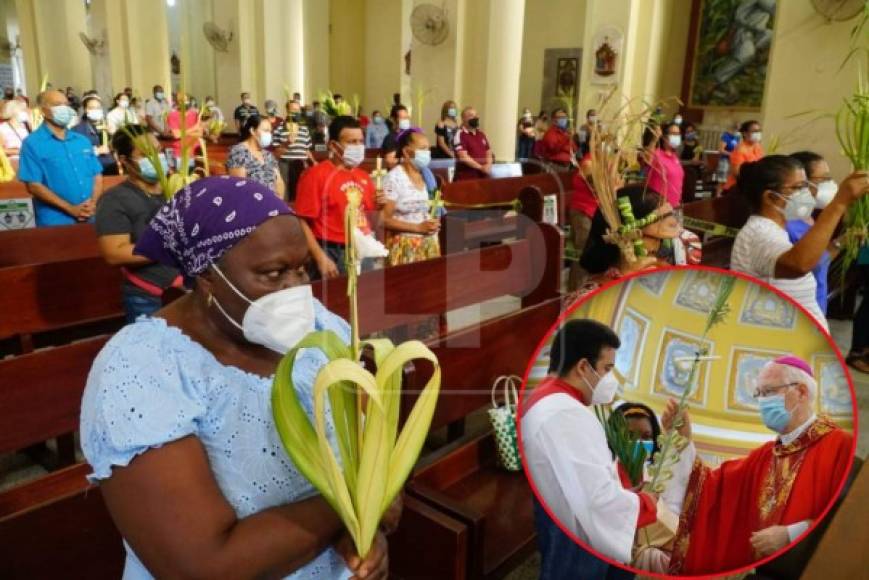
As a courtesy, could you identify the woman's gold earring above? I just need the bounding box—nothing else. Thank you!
[207,293,214,307]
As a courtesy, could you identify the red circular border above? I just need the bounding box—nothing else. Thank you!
[515,264,860,580]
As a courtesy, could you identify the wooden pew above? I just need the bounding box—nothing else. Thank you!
[440,171,572,253]
[0,336,110,464]
[0,257,124,354]
[0,464,125,580]
[681,194,751,268]
[313,221,562,337]
[0,175,127,201]
[400,298,563,579]
[0,223,101,267]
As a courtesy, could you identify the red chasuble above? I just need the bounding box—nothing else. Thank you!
[669,417,852,575]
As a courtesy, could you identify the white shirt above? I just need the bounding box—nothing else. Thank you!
[521,393,641,563]
[383,165,431,234]
[144,98,171,133]
[106,107,139,135]
[730,215,827,330]
[0,121,28,151]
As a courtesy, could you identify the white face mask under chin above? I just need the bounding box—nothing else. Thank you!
[582,365,620,405]
[211,265,316,355]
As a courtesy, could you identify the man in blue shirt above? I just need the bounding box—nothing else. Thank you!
[18,89,104,227]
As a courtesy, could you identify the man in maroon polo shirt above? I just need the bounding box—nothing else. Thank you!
[453,106,494,181]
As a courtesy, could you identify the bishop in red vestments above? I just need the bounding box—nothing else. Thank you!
[666,356,853,575]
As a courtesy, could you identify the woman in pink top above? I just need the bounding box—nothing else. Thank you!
[645,122,685,208]
[166,92,203,170]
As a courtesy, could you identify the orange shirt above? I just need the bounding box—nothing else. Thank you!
[294,160,376,244]
[725,142,764,189]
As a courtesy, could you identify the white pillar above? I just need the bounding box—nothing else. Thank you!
[482,0,526,161]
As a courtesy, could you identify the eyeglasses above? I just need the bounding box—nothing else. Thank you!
[657,211,675,220]
[752,382,799,399]
[772,182,811,197]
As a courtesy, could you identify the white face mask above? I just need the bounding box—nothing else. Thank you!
[211,265,316,355]
[119,100,130,109]
[86,109,104,122]
[398,118,411,131]
[750,131,762,144]
[813,180,837,209]
[582,364,620,405]
[668,135,682,149]
[773,188,815,221]
[341,143,366,167]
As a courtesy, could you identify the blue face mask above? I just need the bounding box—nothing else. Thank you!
[49,105,76,128]
[634,439,655,461]
[447,107,458,118]
[137,156,169,183]
[758,394,792,433]
[412,149,431,169]
[555,118,569,130]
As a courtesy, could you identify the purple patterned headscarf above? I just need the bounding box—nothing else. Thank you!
[134,176,293,279]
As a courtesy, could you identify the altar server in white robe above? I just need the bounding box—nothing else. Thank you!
[521,319,659,565]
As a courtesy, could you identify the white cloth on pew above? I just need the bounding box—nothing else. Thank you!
[80,300,352,580]
[521,393,641,564]
[730,215,827,330]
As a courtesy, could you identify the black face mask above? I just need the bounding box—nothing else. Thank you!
[290,113,301,122]
[468,117,480,129]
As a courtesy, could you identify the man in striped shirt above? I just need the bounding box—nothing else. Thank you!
[273,99,314,201]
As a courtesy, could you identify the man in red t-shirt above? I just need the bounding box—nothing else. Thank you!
[539,108,578,170]
[453,107,494,181]
[568,154,598,290]
[295,115,380,279]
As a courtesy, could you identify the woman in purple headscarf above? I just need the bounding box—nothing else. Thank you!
[80,176,394,580]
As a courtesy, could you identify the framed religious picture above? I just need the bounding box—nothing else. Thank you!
[540,48,583,116]
[591,26,623,85]
[685,0,778,111]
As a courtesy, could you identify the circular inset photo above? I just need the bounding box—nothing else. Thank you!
[518,266,859,579]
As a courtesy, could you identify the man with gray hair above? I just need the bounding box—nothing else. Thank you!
[660,355,852,575]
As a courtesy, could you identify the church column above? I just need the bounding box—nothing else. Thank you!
[88,0,170,98]
[255,0,305,106]
[15,0,92,97]
[480,0,526,161]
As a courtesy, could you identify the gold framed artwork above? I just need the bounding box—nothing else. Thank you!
[739,283,797,330]
[614,307,649,391]
[725,347,788,413]
[813,355,853,418]
[652,328,712,405]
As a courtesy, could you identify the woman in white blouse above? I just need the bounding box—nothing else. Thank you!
[730,155,868,330]
[381,130,441,265]
[0,99,30,158]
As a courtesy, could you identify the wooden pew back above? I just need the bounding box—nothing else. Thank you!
[403,298,562,431]
[313,222,561,336]
[0,336,110,455]
[0,223,100,267]
[0,257,124,345]
[0,464,125,580]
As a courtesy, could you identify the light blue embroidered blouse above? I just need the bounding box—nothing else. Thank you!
[80,300,352,580]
